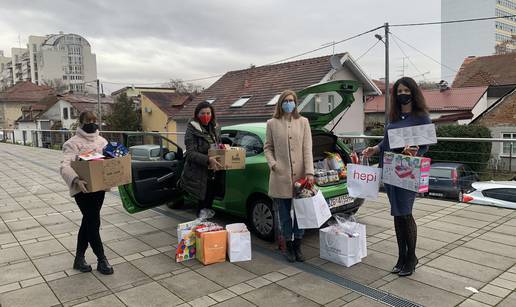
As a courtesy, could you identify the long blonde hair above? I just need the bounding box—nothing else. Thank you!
[272,90,301,119]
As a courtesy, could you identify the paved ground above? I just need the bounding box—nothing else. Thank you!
[0,143,515,307]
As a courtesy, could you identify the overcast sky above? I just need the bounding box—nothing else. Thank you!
[0,0,445,93]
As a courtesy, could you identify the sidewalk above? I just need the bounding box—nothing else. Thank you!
[0,143,515,307]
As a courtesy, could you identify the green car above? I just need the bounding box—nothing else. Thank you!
[119,80,365,241]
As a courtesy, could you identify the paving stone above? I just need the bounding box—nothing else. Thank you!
[19,276,45,288]
[130,253,183,277]
[0,282,21,294]
[136,231,176,249]
[479,284,512,298]
[498,291,516,307]
[5,218,40,231]
[75,294,126,307]
[34,214,69,226]
[234,251,288,275]
[458,299,492,307]
[463,238,516,259]
[0,283,59,307]
[0,261,40,286]
[118,221,158,236]
[116,281,183,306]
[0,246,28,265]
[0,232,17,245]
[450,210,501,223]
[43,271,67,282]
[369,239,431,258]
[246,277,272,289]
[208,289,237,302]
[360,250,398,271]
[189,295,217,307]
[324,298,347,307]
[479,231,516,247]
[48,273,108,302]
[23,239,66,258]
[426,255,502,282]
[342,296,388,307]
[124,253,144,261]
[45,222,77,235]
[106,237,153,256]
[227,282,255,295]
[424,220,477,235]
[262,271,287,282]
[320,261,389,285]
[12,226,51,241]
[160,271,223,301]
[242,284,319,307]
[445,246,515,270]
[380,278,464,307]
[33,252,74,275]
[470,292,503,306]
[213,296,255,307]
[277,272,348,305]
[196,262,257,287]
[93,262,148,290]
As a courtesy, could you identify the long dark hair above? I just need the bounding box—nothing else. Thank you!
[193,101,217,126]
[389,77,428,122]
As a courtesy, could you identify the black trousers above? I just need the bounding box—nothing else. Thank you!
[197,174,216,216]
[74,191,106,260]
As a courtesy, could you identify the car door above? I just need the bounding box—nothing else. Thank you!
[119,132,185,214]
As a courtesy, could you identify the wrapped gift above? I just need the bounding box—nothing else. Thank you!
[382,152,431,193]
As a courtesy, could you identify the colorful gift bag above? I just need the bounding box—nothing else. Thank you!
[175,220,200,262]
[196,229,227,265]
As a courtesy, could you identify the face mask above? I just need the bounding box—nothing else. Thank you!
[282,100,296,113]
[398,94,412,105]
[198,114,212,125]
[82,123,98,133]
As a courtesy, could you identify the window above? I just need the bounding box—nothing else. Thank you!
[233,131,263,157]
[205,98,216,104]
[502,133,516,156]
[63,108,69,120]
[230,95,252,107]
[429,168,452,178]
[482,188,516,202]
[63,75,67,80]
[266,94,280,106]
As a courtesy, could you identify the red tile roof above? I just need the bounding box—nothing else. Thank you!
[141,92,193,117]
[432,111,474,123]
[0,81,54,103]
[365,86,488,113]
[59,93,114,114]
[452,53,516,88]
[175,54,345,120]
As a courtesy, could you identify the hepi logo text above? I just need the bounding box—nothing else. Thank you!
[353,170,378,183]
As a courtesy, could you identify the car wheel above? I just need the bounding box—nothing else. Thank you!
[248,197,275,242]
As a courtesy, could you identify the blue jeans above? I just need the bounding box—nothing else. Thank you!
[274,198,304,241]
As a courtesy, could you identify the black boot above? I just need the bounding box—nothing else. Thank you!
[97,258,114,275]
[391,216,406,274]
[399,214,418,277]
[285,241,296,263]
[73,255,92,272]
[293,238,305,262]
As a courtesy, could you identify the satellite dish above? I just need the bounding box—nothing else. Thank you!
[330,55,342,70]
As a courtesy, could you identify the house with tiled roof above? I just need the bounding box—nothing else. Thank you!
[0,81,54,129]
[471,89,516,172]
[452,53,516,88]
[174,53,381,142]
[140,91,193,142]
[365,86,489,130]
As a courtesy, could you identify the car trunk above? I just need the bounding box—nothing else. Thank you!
[312,130,351,187]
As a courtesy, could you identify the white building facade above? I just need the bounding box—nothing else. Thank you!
[441,0,516,83]
[0,33,97,93]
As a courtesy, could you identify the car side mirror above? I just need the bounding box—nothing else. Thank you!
[164,152,176,161]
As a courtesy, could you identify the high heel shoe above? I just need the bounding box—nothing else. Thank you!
[398,258,418,277]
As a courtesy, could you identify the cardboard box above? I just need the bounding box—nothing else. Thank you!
[208,147,245,170]
[382,152,431,193]
[71,155,132,193]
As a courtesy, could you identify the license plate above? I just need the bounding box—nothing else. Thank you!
[328,195,355,209]
[429,192,444,197]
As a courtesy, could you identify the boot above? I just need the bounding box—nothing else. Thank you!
[97,258,114,275]
[285,241,296,263]
[391,216,406,274]
[293,238,305,262]
[399,214,418,277]
[73,255,92,273]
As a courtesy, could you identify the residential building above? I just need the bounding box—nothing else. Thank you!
[0,50,12,89]
[140,92,193,143]
[365,86,489,129]
[0,33,97,93]
[111,86,176,109]
[0,81,54,130]
[174,53,381,147]
[452,53,516,89]
[441,0,515,83]
[471,88,516,171]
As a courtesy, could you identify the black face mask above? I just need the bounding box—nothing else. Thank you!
[82,123,98,134]
[398,94,412,105]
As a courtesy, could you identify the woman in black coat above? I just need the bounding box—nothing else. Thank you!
[181,101,222,217]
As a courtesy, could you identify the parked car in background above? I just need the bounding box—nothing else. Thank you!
[129,144,170,161]
[427,163,479,201]
[118,80,365,241]
[463,181,516,209]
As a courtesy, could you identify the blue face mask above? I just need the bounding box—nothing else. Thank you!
[282,100,296,113]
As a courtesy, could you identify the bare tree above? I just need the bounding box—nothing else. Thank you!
[41,78,68,94]
[163,78,203,94]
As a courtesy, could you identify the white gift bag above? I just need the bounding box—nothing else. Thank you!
[319,223,367,267]
[347,160,382,200]
[226,223,252,262]
[293,190,332,229]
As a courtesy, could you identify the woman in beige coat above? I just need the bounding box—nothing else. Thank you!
[264,89,314,262]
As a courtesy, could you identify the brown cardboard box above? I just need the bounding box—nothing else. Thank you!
[71,155,132,192]
[208,147,245,170]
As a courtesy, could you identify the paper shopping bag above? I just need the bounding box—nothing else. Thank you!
[226,223,252,262]
[319,223,367,267]
[293,190,331,229]
[196,229,227,265]
[175,220,199,262]
[347,163,382,200]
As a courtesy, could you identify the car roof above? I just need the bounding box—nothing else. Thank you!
[431,163,464,169]
[222,122,267,137]
[472,181,516,190]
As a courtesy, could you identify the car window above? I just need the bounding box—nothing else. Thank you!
[233,131,263,157]
[131,148,148,157]
[220,131,237,146]
[482,188,516,202]
[430,168,451,178]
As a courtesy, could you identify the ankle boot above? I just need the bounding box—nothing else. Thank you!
[73,256,92,272]
[285,241,296,263]
[399,257,418,277]
[97,258,114,275]
[293,238,305,262]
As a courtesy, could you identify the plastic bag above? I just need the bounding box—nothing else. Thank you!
[294,178,318,198]
[103,142,129,158]
[328,213,359,237]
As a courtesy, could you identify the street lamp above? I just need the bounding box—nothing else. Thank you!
[84,79,102,131]
[374,23,390,126]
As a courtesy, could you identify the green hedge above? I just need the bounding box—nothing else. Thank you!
[365,124,492,172]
